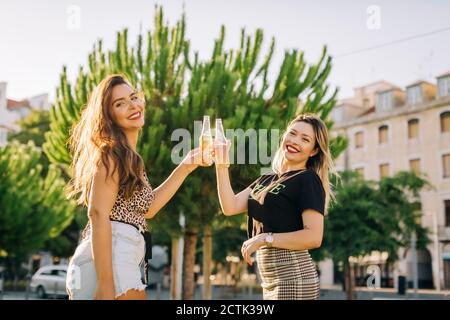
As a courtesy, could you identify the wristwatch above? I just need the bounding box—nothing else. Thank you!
[264,232,274,248]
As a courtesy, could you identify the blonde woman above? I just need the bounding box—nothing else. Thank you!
[65,75,208,300]
[214,114,334,300]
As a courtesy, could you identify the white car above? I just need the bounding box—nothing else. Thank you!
[30,265,68,299]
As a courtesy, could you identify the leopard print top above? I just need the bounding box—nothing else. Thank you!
[81,171,156,240]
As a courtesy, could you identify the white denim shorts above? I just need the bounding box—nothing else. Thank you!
[66,221,146,299]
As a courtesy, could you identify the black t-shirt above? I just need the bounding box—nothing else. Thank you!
[247,169,325,238]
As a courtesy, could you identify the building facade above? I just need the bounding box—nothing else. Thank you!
[0,81,49,146]
[320,71,450,290]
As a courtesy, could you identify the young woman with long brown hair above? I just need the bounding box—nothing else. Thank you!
[214,114,335,300]
[65,74,208,300]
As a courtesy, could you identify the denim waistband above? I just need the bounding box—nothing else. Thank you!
[109,218,145,235]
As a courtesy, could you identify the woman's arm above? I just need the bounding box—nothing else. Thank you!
[270,210,324,250]
[214,140,251,216]
[145,148,204,219]
[88,160,119,299]
[215,166,251,216]
[241,210,324,265]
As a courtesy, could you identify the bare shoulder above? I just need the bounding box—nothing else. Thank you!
[88,155,120,212]
[94,154,120,185]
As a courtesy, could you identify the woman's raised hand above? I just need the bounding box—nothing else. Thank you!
[180,147,214,173]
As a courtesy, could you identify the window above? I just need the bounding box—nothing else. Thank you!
[355,131,364,149]
[378,125,388,144]
[408,119,419,139]
[445,259,450,289]
[446,200,450,227]
[379,163,390,178]
[332,107,344,123]
[376,92,392,111]
[355,167,364,178]
[409,159,420,175]
[51,269,66,278]
[438,77,450,97]
[443,154,450,178]
[407,86,422,105]
[441,112,450,133]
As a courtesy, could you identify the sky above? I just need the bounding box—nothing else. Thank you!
[1,0,449,102]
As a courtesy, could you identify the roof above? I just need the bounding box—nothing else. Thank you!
[406,80,435,88]
[436,70,450,78]
[335,101,362,109]
[376,86,403,94]
[358,106,376,117]
[6,99,31,110]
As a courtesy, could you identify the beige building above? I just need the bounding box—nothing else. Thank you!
[321,71,450,290]
[0,82,49,146]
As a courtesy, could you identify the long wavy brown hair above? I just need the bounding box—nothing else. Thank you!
[67,74,146,206]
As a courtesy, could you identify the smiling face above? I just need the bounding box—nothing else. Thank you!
[109,84,145,131]
[281,120,318,167]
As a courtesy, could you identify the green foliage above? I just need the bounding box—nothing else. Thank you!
[7,108,82,259]
[318,170,431,264]
[0,141,75,258]
[8,109,50,147]
[43,6,346,263]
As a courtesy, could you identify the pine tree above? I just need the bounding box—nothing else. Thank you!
[0,141,75,284]
[43,6,347,299]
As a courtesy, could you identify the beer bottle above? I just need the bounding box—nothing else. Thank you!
[199,115,213,166]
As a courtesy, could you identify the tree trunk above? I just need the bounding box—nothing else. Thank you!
[202,224,212,300]
[344,261,355,300]
[9,258,18,292]
[182,229,198,300]
[170,237,180,300]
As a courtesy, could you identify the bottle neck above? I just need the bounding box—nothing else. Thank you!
[201,118,211,135]
[201,127,211,136]
[215,120,226,142]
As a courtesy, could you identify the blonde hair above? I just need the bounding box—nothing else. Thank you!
[250,113,336,212]
[66,74,146,206]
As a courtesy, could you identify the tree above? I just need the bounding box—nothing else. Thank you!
[8,109,51,176]
[43,6,347,299]
[323,171,431,299]
[8,109,50,147]
[0,141,75,285]
[7,109,84,260]
[175,24,347,299]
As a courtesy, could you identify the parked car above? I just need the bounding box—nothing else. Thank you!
[30,265,68,299]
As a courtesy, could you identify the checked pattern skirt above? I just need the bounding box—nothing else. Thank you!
[256,247,320,300]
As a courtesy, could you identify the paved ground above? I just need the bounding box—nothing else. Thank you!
[2,285,450,300]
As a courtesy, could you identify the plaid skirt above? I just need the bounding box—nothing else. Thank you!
[256,247,320,300]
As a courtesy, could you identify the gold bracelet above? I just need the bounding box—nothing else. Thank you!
[216,163,230,168]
